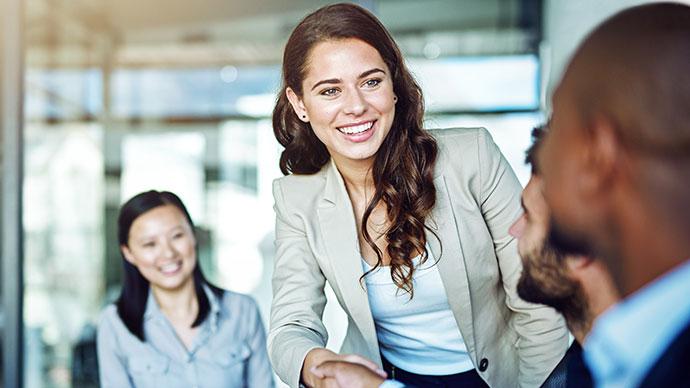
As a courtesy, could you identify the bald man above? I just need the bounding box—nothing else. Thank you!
[510,126,619,388]
[538,3,690,387]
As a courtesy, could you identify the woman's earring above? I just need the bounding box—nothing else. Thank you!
[302,115,307,119]
[393,96,398,103]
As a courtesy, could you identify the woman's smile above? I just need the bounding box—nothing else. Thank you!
[158,261,183,275]
[337,120,377,142]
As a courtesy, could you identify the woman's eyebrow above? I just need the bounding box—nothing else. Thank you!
[310,68,385,91]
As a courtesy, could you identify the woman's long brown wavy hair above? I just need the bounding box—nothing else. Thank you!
[273,3,439,296]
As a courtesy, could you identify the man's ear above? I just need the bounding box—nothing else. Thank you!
[566,255,593,271]
[286,87,309,122]
[580,115,621,195]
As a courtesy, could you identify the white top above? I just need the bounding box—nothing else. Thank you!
[362,247,475,375]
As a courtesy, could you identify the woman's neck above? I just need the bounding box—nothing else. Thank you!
[151,279,198,322]
[333,156,375,199]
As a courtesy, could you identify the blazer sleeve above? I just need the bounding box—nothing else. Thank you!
[268,178,329,388]
[96,307,134,388]
[475,128,569,387]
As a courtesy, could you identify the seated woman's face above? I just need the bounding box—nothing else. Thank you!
[288,38,397,166]
[121,204,197,292]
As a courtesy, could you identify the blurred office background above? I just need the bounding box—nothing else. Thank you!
[0,0,673,386]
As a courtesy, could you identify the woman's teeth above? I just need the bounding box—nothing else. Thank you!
[160,262,181,274]
[338,121,373,135]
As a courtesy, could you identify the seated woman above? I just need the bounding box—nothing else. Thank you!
[97,190,273,387]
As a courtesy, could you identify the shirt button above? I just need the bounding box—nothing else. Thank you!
[479,358,489,372]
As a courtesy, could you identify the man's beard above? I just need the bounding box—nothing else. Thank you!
[517,235,589,325]
[548,216,596,257]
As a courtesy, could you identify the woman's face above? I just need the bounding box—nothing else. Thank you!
[287,38,397,167]
[121,204,197,292]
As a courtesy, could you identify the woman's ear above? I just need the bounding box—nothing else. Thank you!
[121,244,136,265]
[286,87,309,122]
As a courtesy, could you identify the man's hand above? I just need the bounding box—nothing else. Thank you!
[311,360,388,388]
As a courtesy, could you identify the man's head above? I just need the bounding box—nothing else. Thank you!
[538,3,690,295]
[511,126,589,330]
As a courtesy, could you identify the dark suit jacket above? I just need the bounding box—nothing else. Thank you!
[566,342,593,388]
[639,320,690,387]
[541,341,593,388]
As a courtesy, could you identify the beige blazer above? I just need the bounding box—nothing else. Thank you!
[268,127,568,388]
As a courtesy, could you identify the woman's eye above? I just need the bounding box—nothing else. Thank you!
[320,88,339,97]
[173,233,184,239]
[143,242,155,248]
[364,78,381,87]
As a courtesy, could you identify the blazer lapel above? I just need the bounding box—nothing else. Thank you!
[428,174,477,357]
[316,161,379,358]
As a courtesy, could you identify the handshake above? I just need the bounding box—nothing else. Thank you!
[303,350,390,388]
[311,360,388,388]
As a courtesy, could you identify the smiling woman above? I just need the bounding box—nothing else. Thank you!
[268,3,568,388]
[96,190,274,388]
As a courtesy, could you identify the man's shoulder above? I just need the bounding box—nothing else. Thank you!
[639,319,690,387]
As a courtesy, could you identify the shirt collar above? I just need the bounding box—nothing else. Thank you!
[584,259,690,387]
[203,283,222,333]
[143,283,222,333]
[144,288,162,321]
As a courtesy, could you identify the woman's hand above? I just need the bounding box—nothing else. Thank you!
[301,348,386,388]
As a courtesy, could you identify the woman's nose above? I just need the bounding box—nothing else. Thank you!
[160,240,176,258]
[342,89,367,116]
